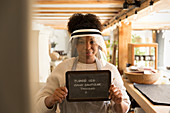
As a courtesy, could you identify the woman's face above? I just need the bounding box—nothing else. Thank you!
[76,36,99,63]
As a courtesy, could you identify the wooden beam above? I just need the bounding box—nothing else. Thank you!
[33,8,122,14]
[118,22,132,74]
[32,17,112,20]
[103,0,161,29]
[33,13,116,17]
[33,1,123,9]
[32,0,124,30]
[152,30,157,43]
[33,7,122,12]
[33,12,117,15]
[34,1,124,5]
[33,4,122,9]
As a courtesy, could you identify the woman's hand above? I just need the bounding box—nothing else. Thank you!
[45,87,68,109]
[109,85,129,113]
[109,85,123,104]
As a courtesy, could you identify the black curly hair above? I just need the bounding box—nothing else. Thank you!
[67,13,103,34]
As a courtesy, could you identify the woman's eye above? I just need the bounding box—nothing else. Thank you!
[90,41,95,44]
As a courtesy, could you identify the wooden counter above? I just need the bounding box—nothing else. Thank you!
[123,79,170,113]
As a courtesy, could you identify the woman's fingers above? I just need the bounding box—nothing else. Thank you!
[116,94,123,103]
[44,87,68,108]
[109,86,123,104]
[52,94,62,103]
[113,92,122,103]
[55,88,67,97]
[61,87,68,93]
[53,87,68,103]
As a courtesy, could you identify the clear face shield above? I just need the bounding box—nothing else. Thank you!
[67,29,107,66]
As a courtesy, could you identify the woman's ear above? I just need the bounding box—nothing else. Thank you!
[98,46,102,51]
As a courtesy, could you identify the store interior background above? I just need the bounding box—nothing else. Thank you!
[32,0,170,83]
[0,0,170,113]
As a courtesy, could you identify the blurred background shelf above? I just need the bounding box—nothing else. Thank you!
[128,43,158,69]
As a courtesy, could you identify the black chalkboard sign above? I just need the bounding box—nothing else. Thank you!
[66,70,111,101]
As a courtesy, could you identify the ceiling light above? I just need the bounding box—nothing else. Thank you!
[119,19,122,27]
[123,0,129,9]
[123,0,141,9]
[135,0,141,8]
[150,0,154,5]
[149,0,154,11]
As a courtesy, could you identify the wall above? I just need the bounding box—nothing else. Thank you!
[32,23,70,82]
[38,30,51,82]
[52,29,69,53]
[32,23,54,83]
[132,30,153,43]
[156,30,170,68]
[163,30,170,67]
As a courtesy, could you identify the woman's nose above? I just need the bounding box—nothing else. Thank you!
[85,42,91,50]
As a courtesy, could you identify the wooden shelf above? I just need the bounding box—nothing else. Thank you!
[128,43,158,69]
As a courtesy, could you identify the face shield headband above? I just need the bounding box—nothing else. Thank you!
[71,29,102,38]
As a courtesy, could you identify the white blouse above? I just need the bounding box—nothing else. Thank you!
[35,57,130,113]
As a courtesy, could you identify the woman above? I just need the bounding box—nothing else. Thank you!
[35,13,130,113]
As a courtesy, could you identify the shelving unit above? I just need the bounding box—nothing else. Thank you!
[128,43,158,69]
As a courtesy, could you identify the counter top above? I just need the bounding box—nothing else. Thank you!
[123,79,170,113]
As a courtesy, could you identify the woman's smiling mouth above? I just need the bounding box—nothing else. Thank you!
[86,51,93,56]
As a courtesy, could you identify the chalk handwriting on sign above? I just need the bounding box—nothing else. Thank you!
[74,79,96,83]
[73,78,102,91]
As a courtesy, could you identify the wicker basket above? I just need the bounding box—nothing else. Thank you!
[124,71,160,84]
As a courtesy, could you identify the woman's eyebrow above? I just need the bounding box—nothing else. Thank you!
[90,38,96,40]
[78,38,85,41]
